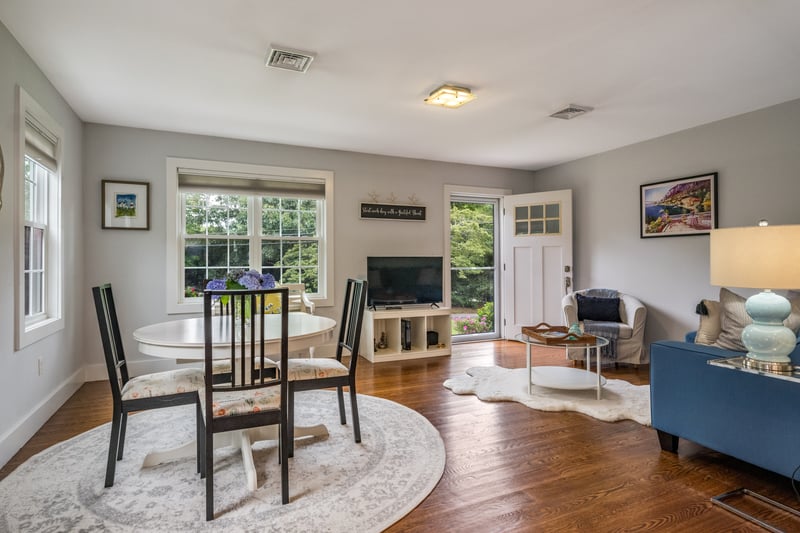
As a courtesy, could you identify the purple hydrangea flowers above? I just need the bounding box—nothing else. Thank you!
[205,279,227,291]
[205,269,276,292]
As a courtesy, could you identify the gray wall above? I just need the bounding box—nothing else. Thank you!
[0,21,85,466]
[81,124,535,378]
[532,98,800,351]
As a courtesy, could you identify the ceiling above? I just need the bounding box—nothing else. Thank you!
[2,1,800,171]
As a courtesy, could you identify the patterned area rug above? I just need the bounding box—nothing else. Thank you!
[444,366,651,425]
[0,390,444,532]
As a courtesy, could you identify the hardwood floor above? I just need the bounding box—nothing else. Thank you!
[3,340,799,531]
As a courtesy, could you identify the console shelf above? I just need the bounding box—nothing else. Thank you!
[360,307,451,363]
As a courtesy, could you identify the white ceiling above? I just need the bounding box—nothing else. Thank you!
[2,0,800,171]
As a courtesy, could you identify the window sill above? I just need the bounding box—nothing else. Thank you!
[17,315,64,350]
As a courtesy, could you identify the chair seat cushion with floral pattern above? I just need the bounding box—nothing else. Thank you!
[199,386,282,419]
[286,358,348,381]
[120,368,204,401]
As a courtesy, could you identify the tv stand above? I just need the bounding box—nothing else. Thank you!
[360,307,451,363]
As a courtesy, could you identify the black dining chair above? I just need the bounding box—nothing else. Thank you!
[92,283,204,488]
[286,278,368,456]
[200,287,291,520]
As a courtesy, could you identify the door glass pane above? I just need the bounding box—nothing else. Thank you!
[450,200,498,340]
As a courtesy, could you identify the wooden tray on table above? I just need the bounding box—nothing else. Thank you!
[521,322,597,345]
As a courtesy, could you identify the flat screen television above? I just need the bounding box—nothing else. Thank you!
[367,256,443,307]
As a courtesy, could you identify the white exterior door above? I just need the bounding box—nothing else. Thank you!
[501,189,573,339]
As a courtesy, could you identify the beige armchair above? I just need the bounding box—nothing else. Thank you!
[279,283,315,314]
[561,289,647,365]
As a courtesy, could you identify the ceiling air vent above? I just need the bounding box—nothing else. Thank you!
[549,104,594,120]
[265,46,316,73]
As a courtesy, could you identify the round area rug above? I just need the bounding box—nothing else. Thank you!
[0,390,444,532]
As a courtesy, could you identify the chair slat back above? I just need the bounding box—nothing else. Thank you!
[337,279,368,373]
[203,287,289,394]
[92,284,130,401]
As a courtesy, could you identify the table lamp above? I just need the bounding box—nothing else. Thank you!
[709,223,800,374]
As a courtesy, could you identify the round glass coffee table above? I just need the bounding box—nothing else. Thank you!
[515,332,609,400]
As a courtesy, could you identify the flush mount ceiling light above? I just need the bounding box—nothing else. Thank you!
[265,45,316,73]
[424,85,476,109]
[549,104,594,120]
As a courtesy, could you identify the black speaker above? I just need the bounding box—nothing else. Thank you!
[401,319,412,350]
[427,330,438,346]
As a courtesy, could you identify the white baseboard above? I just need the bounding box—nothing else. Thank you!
[0,368,84,470]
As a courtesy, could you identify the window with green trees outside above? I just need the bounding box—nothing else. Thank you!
[182,193,320,298]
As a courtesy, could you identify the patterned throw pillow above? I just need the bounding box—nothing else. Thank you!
[713,288,800,352]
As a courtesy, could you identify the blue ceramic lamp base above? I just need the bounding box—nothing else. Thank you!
[741,290,796,374]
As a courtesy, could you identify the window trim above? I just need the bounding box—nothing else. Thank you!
[165,157,334,314]
[15,86,65,349]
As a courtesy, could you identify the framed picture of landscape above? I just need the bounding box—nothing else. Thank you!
[102,179,150,230]
[640,172,717,238]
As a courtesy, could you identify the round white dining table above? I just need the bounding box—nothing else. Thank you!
[134,312,337,360]
[132,312,337,491]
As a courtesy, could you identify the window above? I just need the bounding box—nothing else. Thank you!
[16,87,64,349]
[514,202,561,235]
[182,195,321,296]
[24,157,49,317]
[166,158,333,314]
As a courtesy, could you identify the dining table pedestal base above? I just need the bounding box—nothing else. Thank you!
[141,424,329,491]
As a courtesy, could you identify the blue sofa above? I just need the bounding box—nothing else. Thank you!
[650,333,800,479]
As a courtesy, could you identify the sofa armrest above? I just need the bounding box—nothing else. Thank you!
[562,293,578,325]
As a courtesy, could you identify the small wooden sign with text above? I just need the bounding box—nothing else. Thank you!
[360,203,426,221]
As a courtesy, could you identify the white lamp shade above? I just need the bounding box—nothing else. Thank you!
[710,225,800,290]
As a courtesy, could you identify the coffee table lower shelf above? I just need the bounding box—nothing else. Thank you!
[531,366,608,392]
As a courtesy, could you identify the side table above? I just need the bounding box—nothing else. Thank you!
[708,356,800,531]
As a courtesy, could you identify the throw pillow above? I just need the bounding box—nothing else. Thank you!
[575,293,621,322]
[694,299,722,345]
[713,288,800,351]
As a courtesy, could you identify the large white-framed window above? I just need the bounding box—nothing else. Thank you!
[166,157,334,314]
[15,87,64,349]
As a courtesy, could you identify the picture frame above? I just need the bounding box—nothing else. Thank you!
[640,172,717,238]
[102,179,150,230]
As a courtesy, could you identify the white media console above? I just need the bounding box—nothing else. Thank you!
[360,306,451,363]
